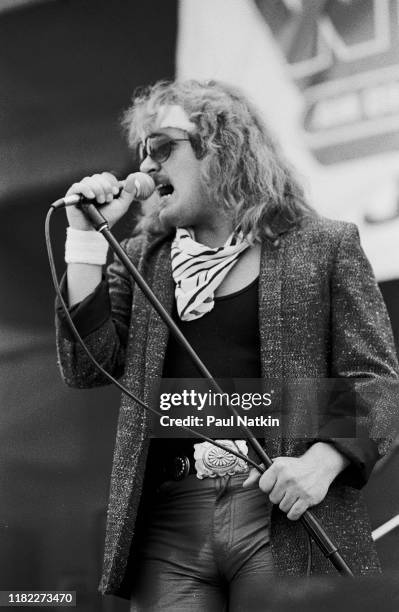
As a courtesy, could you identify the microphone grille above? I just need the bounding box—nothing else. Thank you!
[133,172,156,200]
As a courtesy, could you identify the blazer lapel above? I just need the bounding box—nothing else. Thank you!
[259,239,283,378]
[258,238,284,457]
[143,240,174,403]
[141,236,285,453]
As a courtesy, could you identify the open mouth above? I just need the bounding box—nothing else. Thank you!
[157,183,174,197]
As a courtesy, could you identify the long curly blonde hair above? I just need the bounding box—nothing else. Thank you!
[122,79,312,241]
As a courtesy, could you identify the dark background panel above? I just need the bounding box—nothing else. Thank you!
[0,1,177,611]
[0,0,177,201]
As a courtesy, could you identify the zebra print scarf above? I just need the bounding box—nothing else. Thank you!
[171,228,250,321]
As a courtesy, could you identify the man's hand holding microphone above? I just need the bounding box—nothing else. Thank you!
[63,172,155,306]
[64,171,155,230]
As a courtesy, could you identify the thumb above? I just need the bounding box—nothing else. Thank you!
[116,175,135,205]
[117,173,148,207]
[124,172,155,200]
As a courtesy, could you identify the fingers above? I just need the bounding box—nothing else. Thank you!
[83,173,119,204]
[66,180,96,200]
[287,499,308,521]
[65,172,120,204]
[242,464,264,488]
[268,481,288,505]
[258,465,278,494]
[255,457,329,521]
[65,172,129,230]
[264,470,309,520]
[278,491,298,514]
[244,463,308,520]
[244,457,324,521]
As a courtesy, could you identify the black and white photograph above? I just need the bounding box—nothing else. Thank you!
[1,1,399,611]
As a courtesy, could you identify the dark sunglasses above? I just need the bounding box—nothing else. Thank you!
[138,133,191,165]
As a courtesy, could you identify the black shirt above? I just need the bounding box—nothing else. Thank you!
[148,277,262,466]
[163,276,261,379]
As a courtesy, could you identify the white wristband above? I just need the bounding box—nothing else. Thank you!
[65,227,109,265]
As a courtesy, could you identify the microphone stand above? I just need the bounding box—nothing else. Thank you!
[79,201,354,577]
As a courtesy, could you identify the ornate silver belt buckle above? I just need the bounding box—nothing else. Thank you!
[193,440,249,479]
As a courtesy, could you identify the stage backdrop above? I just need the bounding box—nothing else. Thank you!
[178,0,399,282]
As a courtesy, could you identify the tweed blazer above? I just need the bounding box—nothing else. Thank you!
[56,214,399,598]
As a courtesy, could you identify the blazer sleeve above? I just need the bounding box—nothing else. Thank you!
[320,223,399,486]
[55,235,144,388]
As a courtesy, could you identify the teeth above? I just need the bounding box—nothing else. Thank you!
[156,183,173,199]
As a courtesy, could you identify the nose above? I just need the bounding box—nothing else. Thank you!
[139,155,160,175]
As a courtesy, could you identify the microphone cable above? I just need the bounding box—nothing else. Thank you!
[45,203,263,473]
[46,200,327,578]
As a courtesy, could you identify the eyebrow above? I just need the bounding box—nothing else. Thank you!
[146,128,189,139]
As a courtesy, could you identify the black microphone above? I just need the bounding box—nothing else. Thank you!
[55,172,156,208]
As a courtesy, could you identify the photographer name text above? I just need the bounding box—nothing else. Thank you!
[159,415,280,427]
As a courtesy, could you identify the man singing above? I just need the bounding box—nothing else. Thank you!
[56,80,399,611]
